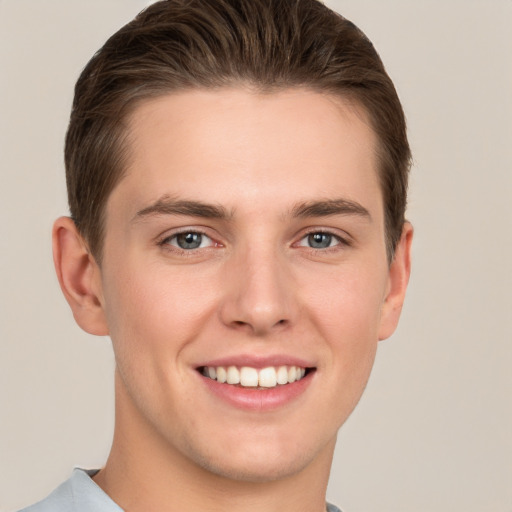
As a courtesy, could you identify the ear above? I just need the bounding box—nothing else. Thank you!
[378,222,413,341]
[52,216,109,336]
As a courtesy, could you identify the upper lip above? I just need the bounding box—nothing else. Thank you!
[196,354,315,370]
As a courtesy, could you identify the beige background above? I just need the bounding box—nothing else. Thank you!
[1,1,511,510]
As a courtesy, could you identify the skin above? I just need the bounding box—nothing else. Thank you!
[53,88,412,512]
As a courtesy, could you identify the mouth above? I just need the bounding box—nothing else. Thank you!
[198,365,314,389]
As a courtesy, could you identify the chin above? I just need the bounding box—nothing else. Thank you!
[180,428,335,484]
[192,450,311,483]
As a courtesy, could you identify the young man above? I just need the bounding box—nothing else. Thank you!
[22,0,412,511]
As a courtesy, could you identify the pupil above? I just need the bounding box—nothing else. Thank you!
[177,232,202,249]
[308,233,331,248]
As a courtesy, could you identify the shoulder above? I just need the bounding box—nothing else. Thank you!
[17,469,123,512]
[18,477,75,512]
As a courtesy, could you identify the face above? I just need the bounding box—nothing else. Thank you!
[93,88,408,482]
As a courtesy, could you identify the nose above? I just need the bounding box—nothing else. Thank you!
[219,246,297,336]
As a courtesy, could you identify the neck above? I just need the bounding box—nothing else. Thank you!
[93,370,336,512]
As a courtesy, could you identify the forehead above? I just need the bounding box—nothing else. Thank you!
[111,87,382,220]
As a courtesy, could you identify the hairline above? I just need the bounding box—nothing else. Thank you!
[82,83,400,265]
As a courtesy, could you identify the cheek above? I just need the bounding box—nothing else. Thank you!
[306,262,387,342]
[303,263,386,398]
[102,263,219,367]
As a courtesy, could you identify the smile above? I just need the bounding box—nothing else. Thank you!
[200,365,308,388]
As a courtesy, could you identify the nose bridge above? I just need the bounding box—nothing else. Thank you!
[220,240,295,335]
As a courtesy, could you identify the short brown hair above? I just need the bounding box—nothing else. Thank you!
[65,0,411,262]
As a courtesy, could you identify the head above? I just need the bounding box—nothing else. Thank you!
[54,0,413,488]
[65,0,410,264]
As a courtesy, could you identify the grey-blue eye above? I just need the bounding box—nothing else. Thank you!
[299,232,339,249]
[168,232,213,250]
[309,233,332,248]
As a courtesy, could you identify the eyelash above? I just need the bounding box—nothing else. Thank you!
[296,229,351,252]
[157,229,218,253]
[156,228,352,254]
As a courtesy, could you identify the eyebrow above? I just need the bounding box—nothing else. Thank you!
[290,198,371,220]
[133,196,371,223]
[133,196,231,222]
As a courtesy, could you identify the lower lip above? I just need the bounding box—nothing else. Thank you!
[199,371,314,411]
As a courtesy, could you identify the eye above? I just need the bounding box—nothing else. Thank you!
[298,232,341,249]
[165,231,214,250]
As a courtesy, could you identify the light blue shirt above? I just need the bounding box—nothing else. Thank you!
[19,469,122,512]
[19,468,342,512]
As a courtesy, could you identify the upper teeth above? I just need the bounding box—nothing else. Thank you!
[203,365,307,388]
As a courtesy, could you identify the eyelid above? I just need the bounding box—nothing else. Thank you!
[156,227,220,250]
[294,228,353,249]
[154,225,352,252]
[169,232,213,249]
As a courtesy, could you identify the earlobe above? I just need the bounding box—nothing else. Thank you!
[378,222,413,341]
[52,216,109,336]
